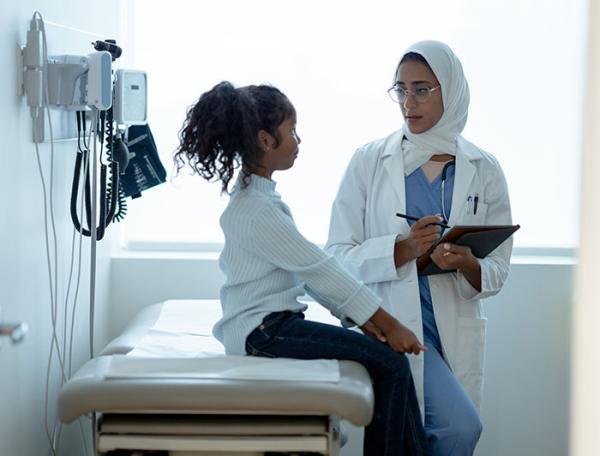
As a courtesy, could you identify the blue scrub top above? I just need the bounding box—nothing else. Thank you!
[404,162,455,354]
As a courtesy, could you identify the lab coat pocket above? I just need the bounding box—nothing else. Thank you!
[462,201,488,225]
[453,317,487,408]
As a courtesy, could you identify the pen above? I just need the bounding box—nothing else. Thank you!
[395,213,451,229]
[474,194,479,215]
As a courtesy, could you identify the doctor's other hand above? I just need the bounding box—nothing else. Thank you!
[368,308,427,355]
[430,242,482,291]
[430,242,476,271]
[394,215,442,267]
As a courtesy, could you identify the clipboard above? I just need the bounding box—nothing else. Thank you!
[417,224,520,276]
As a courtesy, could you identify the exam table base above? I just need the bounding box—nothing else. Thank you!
[97,413,341,456]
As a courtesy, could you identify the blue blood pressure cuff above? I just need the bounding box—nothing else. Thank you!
[121,124,167,198]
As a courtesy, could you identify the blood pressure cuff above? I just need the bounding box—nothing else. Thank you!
[121,124,167,198]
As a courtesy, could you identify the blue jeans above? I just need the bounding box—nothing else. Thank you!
[245,311,429,456]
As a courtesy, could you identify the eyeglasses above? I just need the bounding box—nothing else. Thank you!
[387,84,441,104]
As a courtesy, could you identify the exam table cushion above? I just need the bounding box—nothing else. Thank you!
[61,300,375,426]
[58,355,374,426]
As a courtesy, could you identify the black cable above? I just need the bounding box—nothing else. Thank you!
[96,111,107,241]
[70,111,90,235]
[84,153,92,230]
[81,110,89,151]
[103,108,120,224]
[75,110,82,153]
[70,110,113,239]
[113,187,128,222]
[96,164,107,241]
[110,123,128,223]
[70,147,84,234]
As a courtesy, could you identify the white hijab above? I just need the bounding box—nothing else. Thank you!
[398,40,470,175]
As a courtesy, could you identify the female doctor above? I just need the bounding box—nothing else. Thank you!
[325,40,513,455]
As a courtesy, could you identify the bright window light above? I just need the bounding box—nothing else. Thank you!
[123,0,586,249]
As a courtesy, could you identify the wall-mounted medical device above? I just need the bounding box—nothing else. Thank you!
[114,69,147,125]
[20,14,164,238]
[45,52,112,111]
[86,51,113,110]
[20,18,115,142]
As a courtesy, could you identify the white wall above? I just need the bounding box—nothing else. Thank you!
[111,255,573,456]
[0,2,120,456]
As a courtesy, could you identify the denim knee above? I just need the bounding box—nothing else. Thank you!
[369,347,412,383]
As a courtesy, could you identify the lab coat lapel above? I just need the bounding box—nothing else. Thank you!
[382,132,407,214]
[449,142,476,226]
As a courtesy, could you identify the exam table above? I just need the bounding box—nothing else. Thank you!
[58,300,375,455]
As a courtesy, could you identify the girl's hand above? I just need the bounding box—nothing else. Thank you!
[367,308,427,355]
[361,320,387,343]
[385,324,427,355]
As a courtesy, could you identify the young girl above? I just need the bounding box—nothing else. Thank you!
[174,81,429,456]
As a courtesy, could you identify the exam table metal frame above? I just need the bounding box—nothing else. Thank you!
[58,301,375,455]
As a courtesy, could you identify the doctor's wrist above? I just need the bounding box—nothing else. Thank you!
[394,239,418,267]
[458,257,482,291]
[458,253,479,273]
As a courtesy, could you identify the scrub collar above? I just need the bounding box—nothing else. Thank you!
[398,40,470,173]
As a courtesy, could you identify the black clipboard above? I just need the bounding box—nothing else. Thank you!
[417,224,520,276]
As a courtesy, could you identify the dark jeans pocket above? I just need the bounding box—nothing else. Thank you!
[245,311,301,357]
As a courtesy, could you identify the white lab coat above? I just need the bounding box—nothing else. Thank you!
[325,129,513,415]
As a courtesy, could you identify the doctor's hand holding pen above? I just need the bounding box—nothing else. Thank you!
[361,308,427,355]
[395,213,482,291]
[394,214,444,267]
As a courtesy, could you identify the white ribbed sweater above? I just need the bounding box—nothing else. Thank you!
[213,174,381,355]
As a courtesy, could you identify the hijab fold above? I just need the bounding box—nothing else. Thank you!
[398,40,470,175]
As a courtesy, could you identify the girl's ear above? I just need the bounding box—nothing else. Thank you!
[257,129,274,152]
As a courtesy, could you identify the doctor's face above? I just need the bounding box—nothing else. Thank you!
[396,60,444,134]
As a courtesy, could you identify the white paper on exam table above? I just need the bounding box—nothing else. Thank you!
[107,354,340,382]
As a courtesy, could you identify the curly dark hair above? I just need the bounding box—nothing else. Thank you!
[174,81,295,193]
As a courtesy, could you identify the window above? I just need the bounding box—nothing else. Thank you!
[123,0,586,248]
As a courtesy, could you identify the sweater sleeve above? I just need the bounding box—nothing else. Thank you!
[242,203,381,326]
